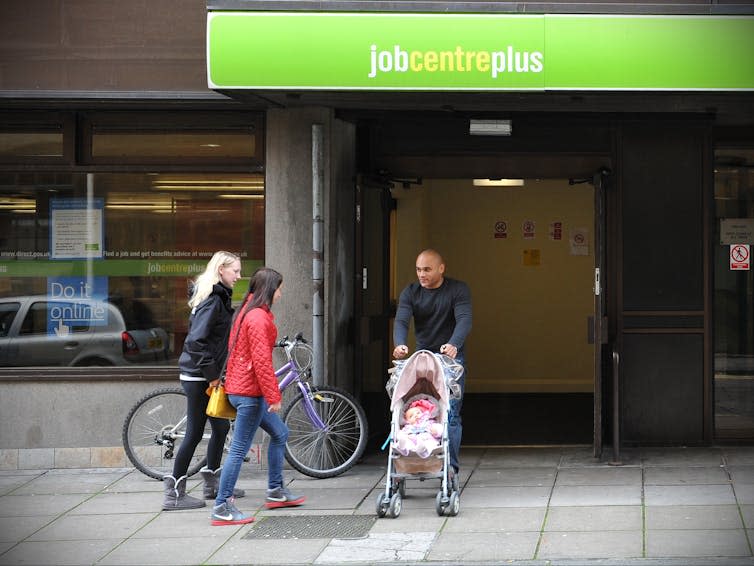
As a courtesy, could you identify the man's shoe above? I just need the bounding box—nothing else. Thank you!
[265,486,305,509]
[210,498,254,526]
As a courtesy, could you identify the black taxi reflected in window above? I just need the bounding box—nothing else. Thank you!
[0,295,169,367]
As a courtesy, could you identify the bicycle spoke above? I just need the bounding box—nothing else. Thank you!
[283,386,368,478]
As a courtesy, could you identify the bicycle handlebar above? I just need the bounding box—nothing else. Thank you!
[275,332,308,348]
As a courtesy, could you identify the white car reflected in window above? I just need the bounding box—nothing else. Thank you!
[0,296,169,367]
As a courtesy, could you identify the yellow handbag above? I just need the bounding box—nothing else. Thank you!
[205,308,247,420]
[206,382,236,419]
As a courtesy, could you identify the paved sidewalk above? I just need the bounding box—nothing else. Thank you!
[1,446,753,565]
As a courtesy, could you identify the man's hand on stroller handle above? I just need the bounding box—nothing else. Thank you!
[393,345,409,359]
[392,343,457,359]
[439,343,457,358]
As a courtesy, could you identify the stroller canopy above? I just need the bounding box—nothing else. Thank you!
[390,350,449,413]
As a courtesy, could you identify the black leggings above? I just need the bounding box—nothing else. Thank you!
[172,380,230,478]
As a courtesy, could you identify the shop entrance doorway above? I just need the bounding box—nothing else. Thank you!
[356,172,610,452]
[394,177,600,445]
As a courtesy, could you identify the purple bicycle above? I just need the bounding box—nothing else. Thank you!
[123,332,368,480]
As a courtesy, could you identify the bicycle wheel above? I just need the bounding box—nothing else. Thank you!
[122,388,209,480]
[282,386,368,478]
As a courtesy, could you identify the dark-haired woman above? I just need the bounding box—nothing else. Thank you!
[211,267,305,526]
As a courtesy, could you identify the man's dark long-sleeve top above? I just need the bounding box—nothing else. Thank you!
[393,277,472,354]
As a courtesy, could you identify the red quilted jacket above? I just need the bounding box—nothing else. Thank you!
[223,304,282,405]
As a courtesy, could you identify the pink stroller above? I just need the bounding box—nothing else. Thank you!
[376,350,462,518]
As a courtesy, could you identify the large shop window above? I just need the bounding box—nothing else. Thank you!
[714,147,754,440]
[0,170,264,368]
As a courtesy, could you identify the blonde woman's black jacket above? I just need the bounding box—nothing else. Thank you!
[178,283,234,381]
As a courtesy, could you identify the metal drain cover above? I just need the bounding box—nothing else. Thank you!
[242,515,376,540]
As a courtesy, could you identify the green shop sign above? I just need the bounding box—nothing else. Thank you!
[207,13,754,91]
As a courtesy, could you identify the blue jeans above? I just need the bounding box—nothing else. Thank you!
[215,394,265,505]
[448,352,465,473]
[259,410,288,491]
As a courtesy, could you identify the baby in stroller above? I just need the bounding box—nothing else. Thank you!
[395,396,443,458]
[376,349,463,518]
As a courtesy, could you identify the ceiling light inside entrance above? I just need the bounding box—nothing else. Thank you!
[473,179,524,187]
[469,119,512,136]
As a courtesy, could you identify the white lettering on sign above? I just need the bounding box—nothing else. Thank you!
[721,219,754,245]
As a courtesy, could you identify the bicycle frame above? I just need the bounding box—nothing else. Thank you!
[275,354,327,430]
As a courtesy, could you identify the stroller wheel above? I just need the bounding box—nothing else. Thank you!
[388,492,402,518]
[375,492,389,518]
[447,492,460,516]
[435,491,446,516]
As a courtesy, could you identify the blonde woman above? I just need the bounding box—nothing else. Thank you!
[162,251,245,510]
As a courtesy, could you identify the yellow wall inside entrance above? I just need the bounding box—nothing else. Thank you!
[392,178,595,393]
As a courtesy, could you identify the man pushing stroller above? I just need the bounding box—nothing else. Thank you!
[393,249,472,483]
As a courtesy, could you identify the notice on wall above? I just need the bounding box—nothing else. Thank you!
[522,219,536,240]
[730,244,750,271]
[549,221,563,241]
[523,249,541,266]
[721,219,754,245]
[570,228,589,256]
[50,198,104,260]
[494,220,508,239]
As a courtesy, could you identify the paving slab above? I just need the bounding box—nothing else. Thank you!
[729,465,754,485]
[545,505,642,531]
[461,485,552,508]
[0,476,38,496]
[645,505,744,530]
[441,506,546,532]
[27,512,154,541]
[555,467,642,486]
[644,484,736,506]
[742,505,754,528]
[736,484,754,504]
[644,465,731,485]
[316,531,435,564]
[471,467,556,487]
[724,447,754,466]
[288,487,372,511]
[98,534,226,565]
[0,539,114,566]
[642,448,724,467]
[646,529,752,558]
[0,494,90,517]
[537,530,643,559]
[550,485,641,506]
[210,536,329,564]
[369,507,447,532]
[64,490,166,515]
[477,447,563,468]
[11,471,129,495]
[103,473,167,493]
[428,530,539,561]
[554,446,601,467]
[0,515,57,543]
[291,469,384,490]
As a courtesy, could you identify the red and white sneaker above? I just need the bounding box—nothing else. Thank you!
[265,487,306,509]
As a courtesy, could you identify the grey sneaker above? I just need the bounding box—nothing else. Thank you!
[210,498,254,526]
[265,486,305,509]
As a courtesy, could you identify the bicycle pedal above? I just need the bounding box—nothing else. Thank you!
[313,394,334,403]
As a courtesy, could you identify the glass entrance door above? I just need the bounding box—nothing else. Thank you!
[714,148,754,440]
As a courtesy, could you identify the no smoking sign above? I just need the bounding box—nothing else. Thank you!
[730,244,750,271]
